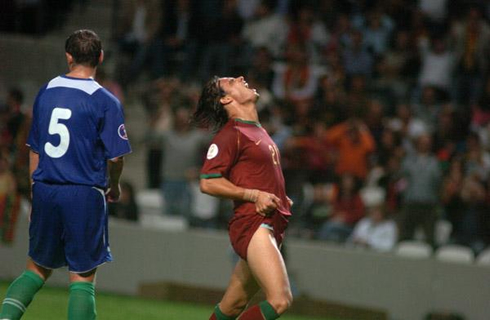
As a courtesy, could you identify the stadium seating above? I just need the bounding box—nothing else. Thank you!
[435,220,452,246]
[394,240,433,259]
[435,245,474,264]
[476,247,490,266]
[136,189,187,231]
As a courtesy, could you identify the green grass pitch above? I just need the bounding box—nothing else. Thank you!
[0,282,333,320]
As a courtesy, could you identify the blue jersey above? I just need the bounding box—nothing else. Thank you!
[27,75,131,188]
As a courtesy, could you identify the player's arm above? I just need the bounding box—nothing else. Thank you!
[29,151,39,182]
[29,150,39,199]
[106,156,124,202]
[200,177,281,216]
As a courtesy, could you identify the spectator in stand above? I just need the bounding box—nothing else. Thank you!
[287,120,334,184]
[116,0,163,85]
[325,118,376,180]
[142,78,183,188]
[398,134,442,247]
[412,86,444,132]
[326,14,353,53]
[301,183,335,238]
[344,74,371,119]
[314,75,348,126]
[317,174,365,242]
[471,76,490,130]
[236,0,261,21]
[457,172,487,252]
[388,103,429,153]
[343,29,374,77]
[160,105,209,218]
[0,152,20,244]
[452,5,490,105]
[417,35,456,97]
[4,88,31,197]
[241,0,288,58]
[375,127,403,169]
[286,4,330,64]
[247,47,275,91]
[441,156,465,243]
[272,44,319,103]
[373,29,418,104]
[418,0,448,28]
[198,0,244,82]
[108,181,139,222]
[160,0,199,81]
[364,99,386,145]
[463,132,490,181]
[353,6,395,56]
[348,203,397,252]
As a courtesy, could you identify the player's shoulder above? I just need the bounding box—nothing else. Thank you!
[46,75,103,96]
[214,119,239,138]
[92,85,122,107]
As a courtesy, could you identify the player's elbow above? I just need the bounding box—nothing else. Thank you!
[200,179,212,194]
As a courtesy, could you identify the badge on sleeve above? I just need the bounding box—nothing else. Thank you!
[207,144,219,159]
[118,124,128,140]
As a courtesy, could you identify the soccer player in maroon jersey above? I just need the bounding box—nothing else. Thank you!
[192,76,293,320]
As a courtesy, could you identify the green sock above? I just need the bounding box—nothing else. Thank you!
[259,301,280,320]
[68,282,96,320]
[0,270,45,320]
[213,304,236,320]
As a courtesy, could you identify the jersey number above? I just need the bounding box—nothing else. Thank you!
[45,107,72,158]
[269,144,280,166]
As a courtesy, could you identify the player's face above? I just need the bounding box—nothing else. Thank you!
[218,76,259,104]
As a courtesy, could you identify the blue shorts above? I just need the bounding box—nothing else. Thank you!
[29,182,112,273]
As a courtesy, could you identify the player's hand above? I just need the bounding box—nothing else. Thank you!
[106,184,121,203]
[287,196,294,207]
[255,191,281,217]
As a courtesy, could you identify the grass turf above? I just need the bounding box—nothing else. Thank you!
[0,282,332,320]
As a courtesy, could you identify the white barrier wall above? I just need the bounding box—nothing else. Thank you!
[1,213,489,320]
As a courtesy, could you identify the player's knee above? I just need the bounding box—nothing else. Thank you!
[269,291,293,315]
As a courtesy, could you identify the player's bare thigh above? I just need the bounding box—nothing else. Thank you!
[27,257,52,281]
[219,258,260,316]
[69,269,97,283]
[246,227,292,315]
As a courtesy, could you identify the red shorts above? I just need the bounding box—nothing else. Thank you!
[228,212,289,260]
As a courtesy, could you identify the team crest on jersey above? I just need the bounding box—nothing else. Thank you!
[207,144,219,159]
[118,124,128,140]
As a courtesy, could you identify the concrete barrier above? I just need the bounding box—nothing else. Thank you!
[1,212,489,320]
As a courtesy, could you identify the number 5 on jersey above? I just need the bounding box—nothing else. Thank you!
[45,107,72,158]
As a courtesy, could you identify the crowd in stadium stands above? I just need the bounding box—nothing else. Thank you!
[0,88,30,243]
[2,0,490,255]
[123,0,490,254]
[0,0,84,35]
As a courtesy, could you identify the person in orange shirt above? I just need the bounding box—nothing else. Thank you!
[325,118,376,180]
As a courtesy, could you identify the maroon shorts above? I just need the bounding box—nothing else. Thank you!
[228,212,289,260]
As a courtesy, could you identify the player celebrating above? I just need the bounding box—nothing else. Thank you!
[0,30,131,320]
[193,76,293,320]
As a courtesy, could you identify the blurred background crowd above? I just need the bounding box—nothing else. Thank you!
[1,0,490,255]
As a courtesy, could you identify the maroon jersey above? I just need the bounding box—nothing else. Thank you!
[200,118,292,218]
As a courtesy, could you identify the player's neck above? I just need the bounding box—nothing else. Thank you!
[229,102,259,123]
[66,65,97,79]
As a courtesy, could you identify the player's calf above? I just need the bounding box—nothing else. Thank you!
[0,271,45,320]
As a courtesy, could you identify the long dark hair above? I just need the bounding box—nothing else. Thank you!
[191,76,229,132]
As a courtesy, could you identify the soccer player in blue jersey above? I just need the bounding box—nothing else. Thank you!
[0,29,131,320]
